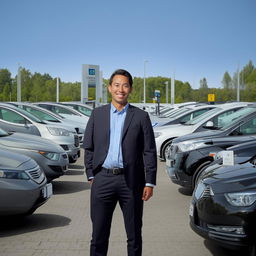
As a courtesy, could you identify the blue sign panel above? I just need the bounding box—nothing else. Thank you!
[89,68,95,75]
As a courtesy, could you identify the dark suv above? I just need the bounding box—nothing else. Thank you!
[166,106,256,190]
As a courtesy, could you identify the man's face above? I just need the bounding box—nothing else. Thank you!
[108,75,132,105]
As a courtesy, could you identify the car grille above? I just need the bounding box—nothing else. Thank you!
[201,186,212,198]
[60,145,69,151]
[74,134,79,147]
[25,166,45,184]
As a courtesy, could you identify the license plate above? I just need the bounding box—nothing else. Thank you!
[42,183,53,199]
[189,203,194,217]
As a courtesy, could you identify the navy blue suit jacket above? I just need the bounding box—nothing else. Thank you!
[83,103,157,189]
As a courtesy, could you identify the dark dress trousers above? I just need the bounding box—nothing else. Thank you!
[83,104,157,256]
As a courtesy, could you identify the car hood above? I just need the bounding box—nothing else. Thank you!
[154,123,195,137]
[0,148,37,170]
[0,132,64,153]
[202,162,256,193]
[174,129,223,143]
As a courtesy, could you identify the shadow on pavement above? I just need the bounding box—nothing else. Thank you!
[65,170,85,176]
[0,213,71,238]
[68,164,84,169]
[52,181,90,194]
[204,240,251,256]
[178,187,192,196]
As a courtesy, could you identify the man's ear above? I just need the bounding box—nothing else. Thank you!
[108,84,111,93]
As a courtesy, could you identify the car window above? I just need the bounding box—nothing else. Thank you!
[0,108,30,124]
[210,109,239,128]
[53,106,78,116]
[180,109,210,123]
[25,107,60,122]
[77,106,92,116]
[220,107,256,130]
[238,117,256,135]
[185,107,221,125]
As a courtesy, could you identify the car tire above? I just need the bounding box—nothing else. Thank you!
[192,161,212,190]
[161,140,172,162]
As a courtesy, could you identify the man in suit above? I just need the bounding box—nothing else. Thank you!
[83,69,157,256]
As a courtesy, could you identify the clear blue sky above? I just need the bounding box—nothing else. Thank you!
[1,0,255,88]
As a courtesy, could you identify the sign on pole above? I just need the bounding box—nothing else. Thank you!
[81,64,100,105]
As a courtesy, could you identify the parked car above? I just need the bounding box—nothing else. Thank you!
[166,106,256,190]
[0,127,69,180]
[0,148,52,216]
[60,102,93,117]
[8,102,84,143]
[34,102,89,125]
[0,103,80,163]
[190,158,256,254]
[152,104,216,127]
[154,102,248,160]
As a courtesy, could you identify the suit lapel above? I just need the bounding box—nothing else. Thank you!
[122,105,134,139]
[103,104,111,147]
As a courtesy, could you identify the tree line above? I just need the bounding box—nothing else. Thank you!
[0,60,255,103]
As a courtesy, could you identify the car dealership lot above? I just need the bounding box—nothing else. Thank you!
[0,149,247,256]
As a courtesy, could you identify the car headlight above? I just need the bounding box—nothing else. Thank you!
[0,170,30,180]
[225,192,256,206]
[177,141,206,152]
[39,151,60,161]
[154,132,162,138]
[47,127,71,136]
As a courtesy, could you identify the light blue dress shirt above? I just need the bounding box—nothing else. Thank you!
[102,103,128,168]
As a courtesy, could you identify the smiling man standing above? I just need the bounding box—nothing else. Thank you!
[83,69,157,256]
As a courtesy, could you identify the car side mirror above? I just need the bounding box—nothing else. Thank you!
[204,121,214,127]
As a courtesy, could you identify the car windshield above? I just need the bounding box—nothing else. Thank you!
[64,104,92,117]
[0,127,9,137]
[184,107,221,125]
[14,107,45,123]
[166,107,190,119]
[219,107,256,130]
[20,106,61,122]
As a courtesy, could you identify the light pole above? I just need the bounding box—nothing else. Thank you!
[164,81,168,103]
[143,60,148,103]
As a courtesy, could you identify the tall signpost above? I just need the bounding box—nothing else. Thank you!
[17,65,21,102]
[81,64,100,106]
[171,74,175,105]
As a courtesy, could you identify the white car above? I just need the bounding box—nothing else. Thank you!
[154,102,249,161]
[0,103,80,163]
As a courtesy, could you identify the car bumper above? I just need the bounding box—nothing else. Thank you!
[0,179,52,216]
[189,198,255,249]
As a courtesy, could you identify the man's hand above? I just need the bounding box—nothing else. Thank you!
[88,179,94,185]
[142,186,153,201]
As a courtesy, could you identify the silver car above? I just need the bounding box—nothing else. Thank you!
[0,103,80,163]
[34,102,89,125]
[0,127,69,180]
[0,148,52,216]
[60,102,93,117]
[8,102,85,143]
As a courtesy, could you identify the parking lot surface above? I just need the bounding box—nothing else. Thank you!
[0,149,246,256]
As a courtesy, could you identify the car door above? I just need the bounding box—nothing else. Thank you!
[0,107,40,135]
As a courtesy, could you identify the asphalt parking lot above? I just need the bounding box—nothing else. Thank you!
[0,149,247,256]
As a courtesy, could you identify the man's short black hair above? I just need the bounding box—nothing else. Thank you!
[109,69,133,87]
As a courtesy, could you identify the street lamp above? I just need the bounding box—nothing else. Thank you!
[143,60,148,103]
[164,81,168,103]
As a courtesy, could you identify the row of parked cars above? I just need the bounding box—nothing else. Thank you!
[0,101,92,217]
[144,101,256,255]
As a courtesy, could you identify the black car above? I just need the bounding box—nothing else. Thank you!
[190,159,256,254]
[166,105,256,190]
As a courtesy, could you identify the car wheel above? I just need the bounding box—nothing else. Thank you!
[192,161,212,190]
[161,141,172,161]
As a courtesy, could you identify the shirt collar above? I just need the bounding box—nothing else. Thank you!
[111,103,129,114]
